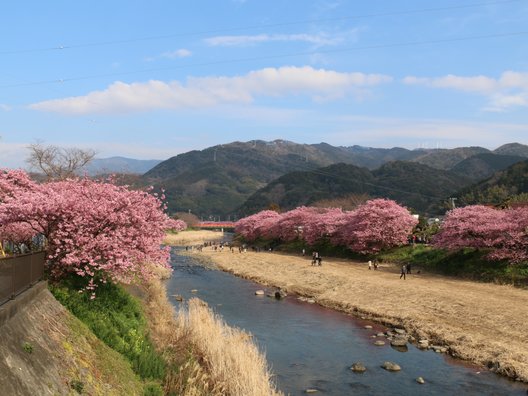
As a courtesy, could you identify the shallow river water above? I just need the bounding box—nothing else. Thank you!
[166,249,527,396]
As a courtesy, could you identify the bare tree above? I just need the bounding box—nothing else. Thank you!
[26,142,96,180]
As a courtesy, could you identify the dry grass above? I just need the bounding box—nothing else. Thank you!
[187,244,528,382]
[137,276,282,396]
[163,230,225,246]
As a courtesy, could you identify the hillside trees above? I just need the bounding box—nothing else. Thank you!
[0,169,183,294]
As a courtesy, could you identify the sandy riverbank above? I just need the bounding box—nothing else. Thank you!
[169,232,528,382]
[164,230,226,246]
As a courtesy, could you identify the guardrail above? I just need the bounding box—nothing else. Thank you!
[0,251,46,306]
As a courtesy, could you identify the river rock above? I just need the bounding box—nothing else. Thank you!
[377,332,385,337]
[305,389,318,393]
[255,290,265,295]
[350,362,367,373]
[394,328,406,335]
[390,338,407,347]
[190,289,198,293]
[274,290,287,299]
[364,325,373,329]
[307,299,316,304]
[416,377,425,384]
[381,361,401,371]
[374,340,385,346]
[172,294,183,302]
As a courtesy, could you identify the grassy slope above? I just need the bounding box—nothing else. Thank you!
[50,279,165,395]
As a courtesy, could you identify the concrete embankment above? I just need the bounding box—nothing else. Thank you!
[0,282,142,396]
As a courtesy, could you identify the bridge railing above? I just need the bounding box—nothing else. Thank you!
[0,251,46,306]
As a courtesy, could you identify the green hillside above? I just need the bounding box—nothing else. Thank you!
[457,159,528,206]
[238,161,472,215]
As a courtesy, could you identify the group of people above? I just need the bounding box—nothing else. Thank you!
[367,260,379,270]
[311,251,323,266]
[399,263,412,280]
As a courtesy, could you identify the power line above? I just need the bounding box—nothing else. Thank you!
[0,0,522,55]
[2,30,527,89]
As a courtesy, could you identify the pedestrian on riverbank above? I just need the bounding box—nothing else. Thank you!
[368,260,372,270]
[406,263,412,274]
[400,265,406,280]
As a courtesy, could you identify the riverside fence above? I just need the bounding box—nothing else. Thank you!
[0,251,46,306]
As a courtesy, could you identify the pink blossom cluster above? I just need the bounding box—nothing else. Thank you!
[0,169,183,289]
[235,199,418,254]
[434,205,528,263]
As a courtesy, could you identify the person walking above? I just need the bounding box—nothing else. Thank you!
[400,265,406,280]
[368,260,372,270]
[406,263,412,274]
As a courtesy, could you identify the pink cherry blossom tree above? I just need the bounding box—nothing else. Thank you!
[0,175,176,294]
[434,205,528,264]
[234,210,280,241]
[433,205,508,251]
[336,199,418,254]
[302,207,347,246]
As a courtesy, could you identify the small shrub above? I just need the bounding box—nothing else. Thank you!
[22,342,33,354]
[70,379,84,394]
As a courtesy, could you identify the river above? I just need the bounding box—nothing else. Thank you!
[166,248,527,395]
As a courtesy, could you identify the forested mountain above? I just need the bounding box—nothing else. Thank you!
[451,153,525,181]
[493,143,528,158]
[238,161,472,216]
[457,159,528,206]
[142,140,528,217]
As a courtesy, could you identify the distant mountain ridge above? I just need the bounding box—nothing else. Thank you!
[86,157,162,175]
[141,140,528,217]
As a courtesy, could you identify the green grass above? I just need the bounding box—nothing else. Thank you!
[49,277,166,394]
[378,244,528,286]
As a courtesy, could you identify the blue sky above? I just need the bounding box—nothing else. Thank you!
[1,0,527,168]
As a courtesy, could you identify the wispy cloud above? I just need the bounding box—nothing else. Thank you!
[29,66,392,115]
[0,104,12,111]
[403,71,528,111]
[204,31,358,47]
[144,48,192,62]
[161,49,192,59]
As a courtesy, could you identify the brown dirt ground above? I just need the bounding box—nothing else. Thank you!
[164,230,225,246]
[173,235,528,382]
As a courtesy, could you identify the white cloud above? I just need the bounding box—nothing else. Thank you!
[29,66,392,115]
[0,104,11,111]
[204,32,352,47]
[161,49,192,59]
[403,71,528,111]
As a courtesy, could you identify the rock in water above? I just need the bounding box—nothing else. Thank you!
[350,362,367,373]
[381,361,401,371]
[416,377,425,384]
[255,290,265,295]
[390,338,407,347]
[374,340,385,346]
